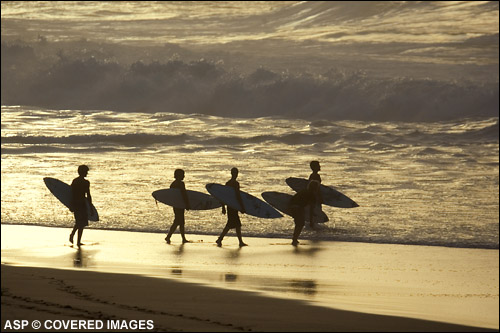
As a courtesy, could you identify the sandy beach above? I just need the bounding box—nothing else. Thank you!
[1,224,498,332]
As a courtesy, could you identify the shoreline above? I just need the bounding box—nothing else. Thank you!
[2,222,498,250]
[2,224,499,331]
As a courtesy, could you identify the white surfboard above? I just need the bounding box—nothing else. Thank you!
[206,183,283,219]
[286,177,359,208]
[152,189,222,210]
[43,177,99,221]
[261,191,328,223]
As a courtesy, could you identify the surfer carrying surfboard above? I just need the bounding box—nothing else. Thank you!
[290,180,319,246]
[216,167,248,247]
[69,165,92,246]
[165,169,191,244]
[309,160,325,226]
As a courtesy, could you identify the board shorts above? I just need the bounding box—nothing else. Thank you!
[290,204,305,227]
[173,208,185,225]
[73,200,89,228]
[226,208,241,229]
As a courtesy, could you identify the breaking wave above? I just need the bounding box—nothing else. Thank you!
[2,43,498,122]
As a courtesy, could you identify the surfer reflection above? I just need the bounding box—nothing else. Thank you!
[216,168,248,247]
[69,165,91,247]
[165,169,191,244]
[73,247,83,267]
[290,180,319,246]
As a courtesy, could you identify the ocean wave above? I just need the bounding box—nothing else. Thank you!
[2,116,497,152]
[2,40,498,121]
[1,133,190,145]
[416,148,447,156]
[1,132,340,149]
[468,121,499,139]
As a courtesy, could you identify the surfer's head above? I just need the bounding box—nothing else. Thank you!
[310,160,320,172]
[231,167,239,178]
[78,165,89,177]
[174,169,185,180]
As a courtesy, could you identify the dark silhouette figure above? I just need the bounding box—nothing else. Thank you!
[216,168,247,247]
[69,165,91,247]
[290,180,319,246]
[308,160,325,229]
[165,169,191,244]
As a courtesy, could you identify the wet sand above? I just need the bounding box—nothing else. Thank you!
[1,224,498,331]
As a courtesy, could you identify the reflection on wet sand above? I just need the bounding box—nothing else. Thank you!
[224,273,238,282]
[292,243,323,257]
[290,280,317,295]
[73,247,83,267]
[72,246,95,268]
[165,267,319,298]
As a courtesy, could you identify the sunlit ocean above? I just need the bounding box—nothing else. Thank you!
[1,2,498,248]
[1,106,498,249]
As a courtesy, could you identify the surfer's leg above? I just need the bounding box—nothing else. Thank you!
[179,223,190,243]
[69,225,77,243]
[168,209,187,243]
[178,212,190,243]
[76,228,84,246]
[236,227,247,247]
[217,224,230,246]
[291,206,304,245]
[165,222,178,243]
[292,219,305,246]
[292,225,303,245]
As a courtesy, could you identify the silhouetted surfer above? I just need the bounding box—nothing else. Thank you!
[290,180,319,246]
[165,169,191,244]
[308,160,324,228]
[216,167,247,247]
[69,165,92,247]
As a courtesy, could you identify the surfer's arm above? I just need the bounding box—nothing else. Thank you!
[308,177,323,204]
[317,189,324,205]
[86,182,92,204]
[181,188,190,210]
[235,190,246,214]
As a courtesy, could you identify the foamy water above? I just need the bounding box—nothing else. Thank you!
[1,106,498,249]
